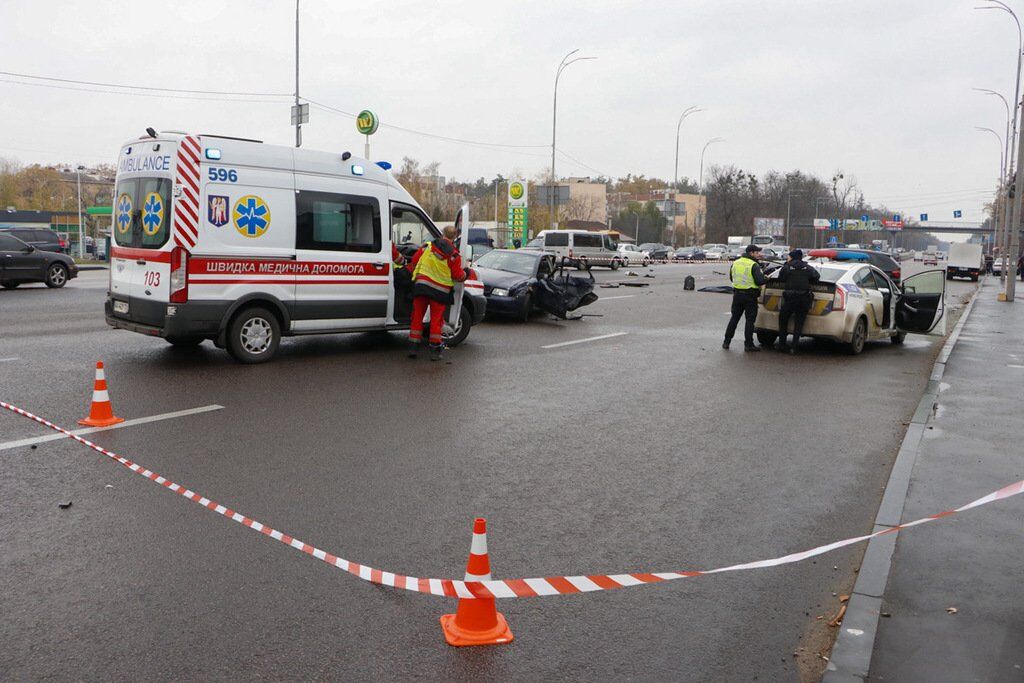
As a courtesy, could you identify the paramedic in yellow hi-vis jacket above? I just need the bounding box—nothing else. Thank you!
[722,244,766,352]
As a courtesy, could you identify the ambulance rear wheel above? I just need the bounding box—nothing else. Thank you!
[443,303,472,348]
[227,307,280,363]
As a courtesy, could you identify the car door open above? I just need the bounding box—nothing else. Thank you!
[896,269,945,335]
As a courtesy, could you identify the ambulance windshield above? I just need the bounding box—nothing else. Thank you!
[113,177,172,249]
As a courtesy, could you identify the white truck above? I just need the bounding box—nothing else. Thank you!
[947,243,983,281]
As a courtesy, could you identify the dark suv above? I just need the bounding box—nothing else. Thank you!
[808,248,902,283]
[0,227,66,253]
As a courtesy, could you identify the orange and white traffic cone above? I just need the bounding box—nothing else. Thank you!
[78,361,124,427]
[440,517,513,647]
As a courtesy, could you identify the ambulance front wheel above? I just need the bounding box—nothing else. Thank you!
[443,303,472,348]
[227,306,281,364]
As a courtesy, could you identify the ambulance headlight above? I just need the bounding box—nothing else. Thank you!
[205,148,222,160]
[351,164,364,176]
[491,288,509,297]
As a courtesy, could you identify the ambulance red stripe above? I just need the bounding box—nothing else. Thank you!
[189,278,391,285]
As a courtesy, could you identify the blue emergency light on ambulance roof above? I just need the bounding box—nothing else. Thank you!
[351,164,364,176]
[376,161,392,171]
[205,148,222,160]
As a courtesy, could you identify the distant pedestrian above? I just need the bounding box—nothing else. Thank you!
[722,244,766,351]
[775,249,820,354]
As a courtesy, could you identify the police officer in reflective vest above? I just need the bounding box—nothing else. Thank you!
[408,226,468,361]
[723,244,766,351]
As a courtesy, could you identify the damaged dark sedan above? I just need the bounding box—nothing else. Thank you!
[471,248,598,321]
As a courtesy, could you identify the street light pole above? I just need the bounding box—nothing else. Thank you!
[1009,96,1024,301]
[672,106,703,245]
[294,0,301,148]
[73,166,85,259]
[977,1,1022,289]
[550,49,595,230]
[978,127,1006,279]
[974,88,1012,262]
[814,197,828,249]
[698,138,723,242]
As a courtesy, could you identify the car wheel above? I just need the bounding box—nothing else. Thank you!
[756,330,778,347]
[518,293,533,323]
[227,307,280,364]
[890,331,906,345]
[847,318,867,355]
[443,303,473,347]
[642,258,650,267]
[166,336,204,347]
[45,263,68,288]
[610,259,620,271]
[2,282,19,289]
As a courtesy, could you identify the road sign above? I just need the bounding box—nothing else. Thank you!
[861,214,869,222]
[828,218,841,230]
[920,213,928,221]
[882,219,904,230]
[507,180,529,247]
[892,214,901,222]
[356,110,379,135]
[813,218,830,230]
[828,236,838,245]
[953,210,962,218]
[290,103,309,125]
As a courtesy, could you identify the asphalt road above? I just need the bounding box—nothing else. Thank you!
[0,261,976,681]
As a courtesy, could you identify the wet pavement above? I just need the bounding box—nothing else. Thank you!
[0,262,977,680]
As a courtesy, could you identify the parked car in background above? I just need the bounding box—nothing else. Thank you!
[705,247,727,260]
[760,246,785,261]
[529,229,622,270]
[617,243,651,266]
[0,227,67,254]
[947,243,982,281]
[638,243,671,260]
[673,246,705,261]
[726,246,745,261]
[0,232,79,288]
[807,248,902,283]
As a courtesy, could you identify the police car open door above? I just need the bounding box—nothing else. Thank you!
[895,269,946,335]
[447,203,470,330]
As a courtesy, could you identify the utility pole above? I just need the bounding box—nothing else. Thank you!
[1008,93,1024,301]
[550,49,595,230]
[75,166,85,259]
[294,0,302,148]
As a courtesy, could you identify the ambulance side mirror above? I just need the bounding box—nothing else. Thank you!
[463,244,475,262]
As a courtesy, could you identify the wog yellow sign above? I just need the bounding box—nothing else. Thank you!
[356,110,379,135]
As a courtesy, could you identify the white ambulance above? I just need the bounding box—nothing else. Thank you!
[105,130,486,363]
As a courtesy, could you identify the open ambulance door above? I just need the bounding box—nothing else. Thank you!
[896,269,946,335]
[447,202,470,329]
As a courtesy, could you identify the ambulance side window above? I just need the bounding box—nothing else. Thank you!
[391,205,436,249]
[295,191,381,253]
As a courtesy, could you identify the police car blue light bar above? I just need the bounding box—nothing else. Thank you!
[376,161,392,171]
[205,148,222,160]
[351,164,364,176]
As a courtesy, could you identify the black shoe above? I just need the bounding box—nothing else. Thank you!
[429,344,443,361]
[744,344,761,352]
[407,341,419,359]
[776,342,789,352]
[722,340,731,350]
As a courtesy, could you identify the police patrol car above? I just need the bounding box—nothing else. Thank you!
[105,130,486,363]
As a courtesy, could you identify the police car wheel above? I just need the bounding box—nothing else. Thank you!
[443,303,472,347]
[847,318,867,355]
[228,307,280,363]
[45,263,67,288]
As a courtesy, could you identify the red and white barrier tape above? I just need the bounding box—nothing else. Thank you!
[4,400,1022,599]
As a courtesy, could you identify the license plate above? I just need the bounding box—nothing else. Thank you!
[113,301,129,314]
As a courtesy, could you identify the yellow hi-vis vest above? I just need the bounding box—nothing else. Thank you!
[730,256,758,290]
[412,246,454,289]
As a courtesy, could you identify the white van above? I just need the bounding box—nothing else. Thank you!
[525,229,621,270]
[105,131,486,363]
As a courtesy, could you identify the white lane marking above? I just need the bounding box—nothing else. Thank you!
[1008,364,1024,369]
[0,404,224,452]
[542,332,629,349]
[597,295,635,301]
[0,357,19,363]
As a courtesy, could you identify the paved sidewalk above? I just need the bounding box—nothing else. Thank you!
[868,279,1024,681]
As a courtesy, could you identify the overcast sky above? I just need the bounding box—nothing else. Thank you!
[0,0,1015,225]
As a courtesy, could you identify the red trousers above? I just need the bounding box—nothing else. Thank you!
[410,296,446,345]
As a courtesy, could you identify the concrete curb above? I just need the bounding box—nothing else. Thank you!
[823,280,983,682]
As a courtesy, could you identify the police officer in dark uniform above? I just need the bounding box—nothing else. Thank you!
[775,249,820,354]
[723,244,766,351]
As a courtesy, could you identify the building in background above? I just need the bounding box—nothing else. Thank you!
[536,177,608,226]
